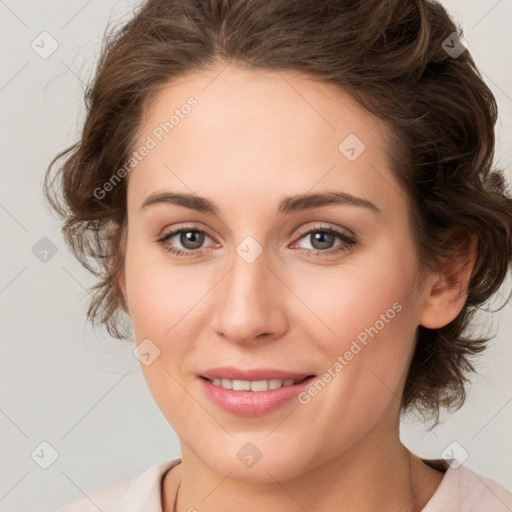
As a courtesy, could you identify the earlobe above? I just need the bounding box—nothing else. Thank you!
[418,234,478,329]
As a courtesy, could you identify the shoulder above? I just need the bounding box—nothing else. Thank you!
[53,478,130,512]
[53,458,181,512]
[423,460,512,511]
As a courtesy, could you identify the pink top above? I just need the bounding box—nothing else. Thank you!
[54,458,512,511]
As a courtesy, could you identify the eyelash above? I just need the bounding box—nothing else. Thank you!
[292,225,358,259]
[156,224,358,260]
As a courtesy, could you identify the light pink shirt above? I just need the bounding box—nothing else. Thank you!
[54,458,512,511]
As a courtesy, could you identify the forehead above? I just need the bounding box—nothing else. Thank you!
[128,64,400,215]
[139,64,381,143]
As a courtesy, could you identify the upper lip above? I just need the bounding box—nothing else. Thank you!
[200,367,315,381]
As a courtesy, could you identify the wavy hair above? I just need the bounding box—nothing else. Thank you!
[43,0,512,423]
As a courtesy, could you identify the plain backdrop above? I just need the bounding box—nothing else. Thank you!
[1,1,511,510]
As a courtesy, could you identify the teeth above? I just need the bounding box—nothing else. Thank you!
[233,379,251,391]
[209,377,305,391]
[269,379,283,390]
[250,380,268,392]
[221,378,232,389]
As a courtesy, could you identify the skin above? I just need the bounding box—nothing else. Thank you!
[118,62,476,512]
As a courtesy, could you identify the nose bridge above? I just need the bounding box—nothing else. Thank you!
[211,239,286,343]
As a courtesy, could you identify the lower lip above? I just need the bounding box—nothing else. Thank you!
[198,376,317,416]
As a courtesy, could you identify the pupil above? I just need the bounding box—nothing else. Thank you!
[181,230,204,250]
[312,232,334,250]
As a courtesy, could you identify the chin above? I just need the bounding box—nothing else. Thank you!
[192,434,319,483]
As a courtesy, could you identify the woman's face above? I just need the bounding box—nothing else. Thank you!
[119,64,433,480]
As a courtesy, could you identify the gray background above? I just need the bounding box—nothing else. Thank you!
[0,1,511,510]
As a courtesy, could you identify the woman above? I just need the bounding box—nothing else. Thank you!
[46,0,512,510]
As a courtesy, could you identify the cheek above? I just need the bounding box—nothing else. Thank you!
[287,242,418,353]
[124,238,209,340]
[289,255,419,450]
[286,240,420,421]
[125,248,203,419]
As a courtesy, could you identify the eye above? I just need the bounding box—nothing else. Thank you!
[157,226,217,257]
[290,225,358,259]
[157,223,358,259]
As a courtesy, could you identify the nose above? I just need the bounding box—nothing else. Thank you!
[210,246,288,345]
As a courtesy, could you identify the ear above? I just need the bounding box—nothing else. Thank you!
[418,233,478,329]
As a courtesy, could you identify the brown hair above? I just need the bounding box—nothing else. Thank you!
[43,0,512,423]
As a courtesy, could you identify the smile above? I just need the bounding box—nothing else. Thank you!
[198,371,318,416]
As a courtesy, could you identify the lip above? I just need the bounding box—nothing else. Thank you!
[198,367,317,417]
[200,366,313,381]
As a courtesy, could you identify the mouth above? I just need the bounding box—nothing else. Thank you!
[197,368,317,416]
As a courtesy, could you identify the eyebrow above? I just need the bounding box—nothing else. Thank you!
[140,190,381,215]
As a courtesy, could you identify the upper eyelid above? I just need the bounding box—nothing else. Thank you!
[159,222,215,238]
[294,223,355,240]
